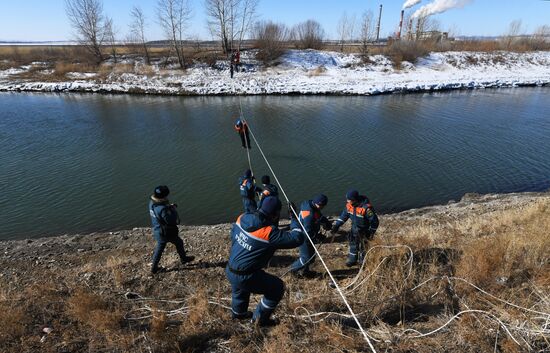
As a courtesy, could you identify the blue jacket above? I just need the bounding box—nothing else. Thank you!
[238,176,258,200]
[291,200,328,240]
[228,213,304,273]
[334,196,379,235]
[258,183,279,208]
[149,197,180,238]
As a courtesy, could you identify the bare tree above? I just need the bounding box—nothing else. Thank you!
[253,20,288,63]
[359,10,374,54]
[415,15,440,40]
[129,6,150,65]
[292,20,325,50]
[158,0,192,70]
[337,12,349,52]
[65,0,106,63]
[205,0,258,54]
[205,0,231,53]
[502,20,523,49]
[337,13,356,51]
[235,0,259,51]
[531,25,550,50]
[104,17,117,63]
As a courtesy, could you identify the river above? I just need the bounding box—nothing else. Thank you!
[1,88,549,240]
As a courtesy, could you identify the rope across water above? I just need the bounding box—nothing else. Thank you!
[237,101,378,353]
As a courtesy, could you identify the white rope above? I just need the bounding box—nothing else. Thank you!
[239,114,378,353]
[402,309,522,346]
[232,79,253,175]
[410,277,550,317]
[341,245,414,292]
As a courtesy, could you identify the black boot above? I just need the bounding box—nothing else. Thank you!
[181,255,195,264]
[232,311,253,320]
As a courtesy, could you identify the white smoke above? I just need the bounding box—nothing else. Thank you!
[403,0,422,10]
[412,0,472,18]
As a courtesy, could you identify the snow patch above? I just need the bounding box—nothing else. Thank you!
[0,50,549,95]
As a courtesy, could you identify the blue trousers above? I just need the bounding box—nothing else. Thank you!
[225,267,284,324]
[152,233,187,271]
[242,197,257,213]
[290,238,315,272]
[348,231,367,264]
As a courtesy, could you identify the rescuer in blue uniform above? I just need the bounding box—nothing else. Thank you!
[226,196,305,326]
[289,194,332,277]
[257,175,279,209]
[331,190,379,267]
[149,185,195,274]
[238,169,259,213]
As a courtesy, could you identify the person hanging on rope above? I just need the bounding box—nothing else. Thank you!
[234,118,251,149]
[148,185,195,274]
[289,194,332,278]
[226,196,304,326]
[238,169,260,213]
[331,190,379,267]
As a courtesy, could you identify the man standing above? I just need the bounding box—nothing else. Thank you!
[149,185,194,274]
[238,169,259,213]
[226,197,304,326]
[234,118,251,149]
[331,190,379,267]
[289,194,331,277]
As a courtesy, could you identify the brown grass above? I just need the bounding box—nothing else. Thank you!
[1,194,549,352]
[66,289,122,334]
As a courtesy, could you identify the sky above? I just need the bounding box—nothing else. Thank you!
[0,0,549,42]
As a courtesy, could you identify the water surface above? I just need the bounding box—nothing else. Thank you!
[1,88,549,240]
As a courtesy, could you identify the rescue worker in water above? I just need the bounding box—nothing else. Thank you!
[331,190,379,267]
[225,196,305,326]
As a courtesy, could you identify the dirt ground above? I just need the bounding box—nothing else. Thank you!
[1,191,549,352]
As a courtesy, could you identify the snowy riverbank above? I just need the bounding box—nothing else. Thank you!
[1,50,549,95]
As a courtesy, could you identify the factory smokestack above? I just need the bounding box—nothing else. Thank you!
[403,0,422,10]
[376,4,383,42]
[398,10,405,40]
[412,0,472,19]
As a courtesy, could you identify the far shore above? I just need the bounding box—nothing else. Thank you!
[1,49,549,96]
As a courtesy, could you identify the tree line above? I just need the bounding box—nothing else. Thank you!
[65,0,368,67]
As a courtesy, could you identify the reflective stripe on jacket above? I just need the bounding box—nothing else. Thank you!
[228,213,304,273]
[334,196,378,234]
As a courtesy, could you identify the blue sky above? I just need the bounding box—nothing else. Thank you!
[0,0,549,41]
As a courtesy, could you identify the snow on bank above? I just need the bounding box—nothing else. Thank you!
[0,50,549,95]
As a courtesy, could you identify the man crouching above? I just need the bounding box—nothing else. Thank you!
[226,196,304,326]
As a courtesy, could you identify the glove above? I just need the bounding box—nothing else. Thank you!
[316,233,327,243]
[287,202,297,219]
[366,230,375,241]
[321,219,333,231]
[331,224,340,234]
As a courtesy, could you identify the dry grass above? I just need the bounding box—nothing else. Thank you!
[66,289,122,334]
[307,66,327,77]
[0,194,549,352]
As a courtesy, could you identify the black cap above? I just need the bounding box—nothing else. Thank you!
[313,194,328,207]
[244,169,252,178]
[261,175,270,184]
[346,189,359,202]
[259,196,281,217]
[154,185,170,199]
